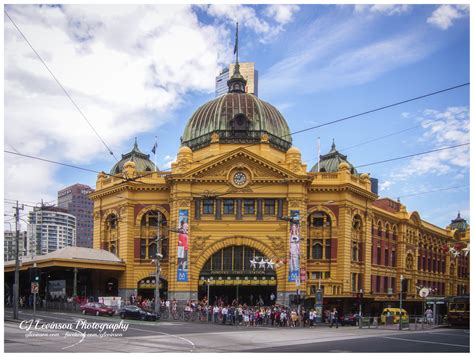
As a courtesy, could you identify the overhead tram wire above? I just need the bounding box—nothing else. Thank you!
[4,149,470,205]
[304,116,457,165]
[4,143,470,196]
[4,10,118,162]
[189,82,470,167]
[3,150,146,184]
[354,142,469,169]
[394,184,469,199]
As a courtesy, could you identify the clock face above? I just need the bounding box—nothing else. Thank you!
[233,171,247,186]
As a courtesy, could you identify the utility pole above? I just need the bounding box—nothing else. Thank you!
[13,200,24,320]
[399,274,404,330]
[154,211,162,314]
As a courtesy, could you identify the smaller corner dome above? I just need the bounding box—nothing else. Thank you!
[178,145,192,154]
[286,147,301,155]
[110,138,156,175]
[449,211,469,232]
[310,139,358,175]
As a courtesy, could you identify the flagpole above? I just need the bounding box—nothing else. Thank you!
[154,136,157,171]
[317,137,321,173]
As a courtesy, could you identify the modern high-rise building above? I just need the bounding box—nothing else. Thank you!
[27,206,76,256]
[4,230,27,261]
[215,62,258,97]
[58,183,94,248]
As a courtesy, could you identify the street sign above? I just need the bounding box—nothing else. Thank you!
[31,282,39,294]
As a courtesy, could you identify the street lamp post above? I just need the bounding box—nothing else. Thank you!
[154,211,162,315]
[13,201,24,320]
[399,274,404,330]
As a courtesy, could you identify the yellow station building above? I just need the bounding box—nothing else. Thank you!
[86,62,469,312]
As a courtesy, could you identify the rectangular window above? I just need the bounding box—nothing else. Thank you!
[203,199,214,214]
[311,272,317,280]
[391,250,396,267]
[264,199,276,215]
[384,277,388,293]
[325,240,331,259]
[223,199,234,214]
[140,239,146,259]
[376,276,381,292]
[351,273,357,292]
[222,247,233,270]
[325,271,331,279]
[377,247,381,265]
[243,200,255,215]
[233,246,243,270]
[384,249,389,266]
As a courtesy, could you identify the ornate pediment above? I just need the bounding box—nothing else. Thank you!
[181,148,305,182]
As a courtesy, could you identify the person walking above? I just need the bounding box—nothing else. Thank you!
[330,307,339,328]
[309,309,315,328]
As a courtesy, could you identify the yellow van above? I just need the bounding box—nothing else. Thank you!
[380,308,408,323]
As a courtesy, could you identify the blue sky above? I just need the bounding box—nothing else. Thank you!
[4,4,470,229]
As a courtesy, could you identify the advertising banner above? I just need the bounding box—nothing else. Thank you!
[177,209,189,282]
[288,210,300,283]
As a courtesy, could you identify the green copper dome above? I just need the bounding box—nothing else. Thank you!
[181,60,292,152]
[110,139,156,174]
[181,92,292,151]
[310,140,358,175]
[449,212,469,232]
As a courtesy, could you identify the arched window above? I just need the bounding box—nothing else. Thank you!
[139,210,168,260]
[106,214,118,230]
[312,240,323,259]
[377,221,383,237]
[308,211,332,260]
[392,225,398,240]
[385,223,391,238]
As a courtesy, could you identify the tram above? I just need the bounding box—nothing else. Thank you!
[447,296,470,327]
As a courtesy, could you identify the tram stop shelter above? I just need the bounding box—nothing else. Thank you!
[4,247,125,301]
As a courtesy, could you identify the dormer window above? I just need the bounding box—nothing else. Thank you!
[230,113,250,131]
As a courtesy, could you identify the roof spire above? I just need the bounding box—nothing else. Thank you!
[227,22,247,93]
[330,138,336,152]
[133,137,138,150]
[457,211,461,219]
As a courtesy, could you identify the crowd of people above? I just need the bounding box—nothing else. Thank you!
[124,294,344,328]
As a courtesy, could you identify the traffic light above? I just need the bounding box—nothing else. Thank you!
[30,268,40,283]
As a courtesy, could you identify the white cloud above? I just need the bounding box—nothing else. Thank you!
[264,5,300,25]
[393,106,470,180]
[354,4,410,16]
[427,5,469,30]
[380,180,393,191]
[161,155,177,171]
[204,4,299,43]
[5,4,298,213]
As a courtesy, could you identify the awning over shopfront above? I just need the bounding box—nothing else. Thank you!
[4,247,126,272]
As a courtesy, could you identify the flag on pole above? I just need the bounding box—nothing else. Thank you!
[233,22,239,55]
[151,136,158,171]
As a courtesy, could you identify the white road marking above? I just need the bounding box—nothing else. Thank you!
[383,336,469,348]
[127,326,196,352]
[428,332,470,337]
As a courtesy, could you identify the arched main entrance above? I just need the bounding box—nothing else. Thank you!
[198,245,277,306]
[137,276,168,300]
